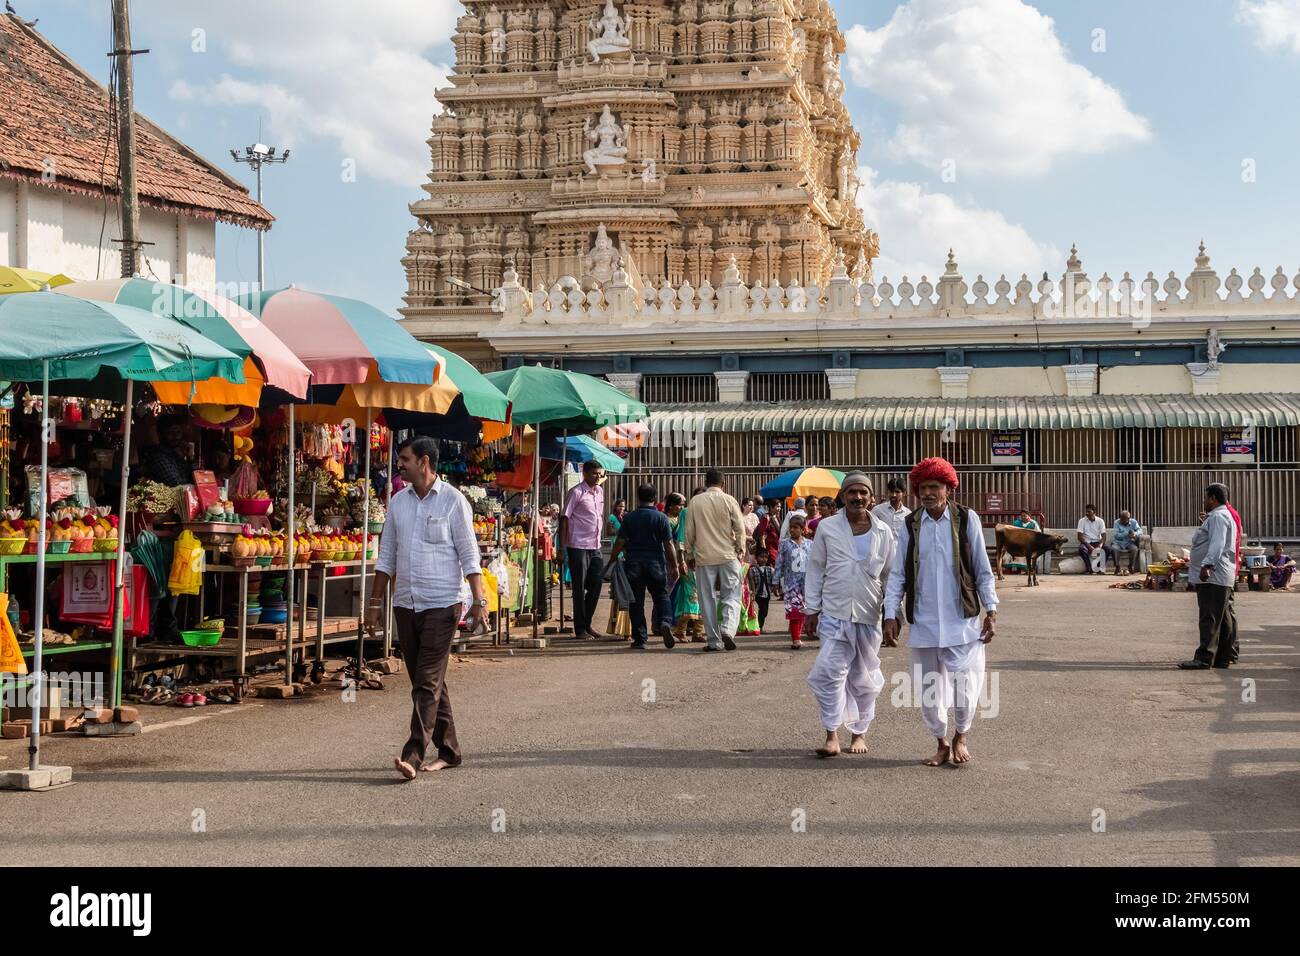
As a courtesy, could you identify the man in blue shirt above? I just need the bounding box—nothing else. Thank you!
[607,483,679,649]
[1106,510,1144,575]
[1180,484,1239,670]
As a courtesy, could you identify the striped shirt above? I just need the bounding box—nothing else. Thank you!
[375,478,480,611]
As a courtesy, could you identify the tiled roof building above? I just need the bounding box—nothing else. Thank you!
[0,14,271,231]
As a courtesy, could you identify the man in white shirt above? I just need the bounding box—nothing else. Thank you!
[804,472,895,757]
[1180,483,1240,670]
[870,477,912,540]
[884,457,999,767]
[367,437,486,781]
[1076,504,1107,574]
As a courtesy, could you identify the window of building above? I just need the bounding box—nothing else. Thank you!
[748,372,829,403]
[641,374,718,405]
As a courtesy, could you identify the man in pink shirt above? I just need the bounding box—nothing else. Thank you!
[560,460,608,640]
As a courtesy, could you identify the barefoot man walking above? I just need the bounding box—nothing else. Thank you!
[804,472,896,757]
[883,458,998,767]
[367,437,487,781]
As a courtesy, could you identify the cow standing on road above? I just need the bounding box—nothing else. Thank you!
[995,524,1069,587]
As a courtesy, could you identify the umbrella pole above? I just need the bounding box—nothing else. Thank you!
[558,429,567,636]
[531,443,540,642]
[284,403,296,686]
[29,361,50,771]
[109,379,134,709]
[355,408,372,678]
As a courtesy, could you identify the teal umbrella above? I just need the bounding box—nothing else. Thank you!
[0,291,242,778]
[484,366,646,640]
[538,434,626,474]
[485,364,646,431]
[0,291,245,384]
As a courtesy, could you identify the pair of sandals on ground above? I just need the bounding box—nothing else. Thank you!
[136,674,236,706]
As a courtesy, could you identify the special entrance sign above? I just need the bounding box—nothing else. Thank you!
[1220,428,1256,464]
[991,430,1025,466]
[769,436,802,468]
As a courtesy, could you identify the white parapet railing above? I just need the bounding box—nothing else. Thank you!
[494,243,1300,329]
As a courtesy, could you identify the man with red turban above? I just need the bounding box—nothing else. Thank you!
[884,457,999,766]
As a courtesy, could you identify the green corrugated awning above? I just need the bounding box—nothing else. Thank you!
[646,394,1300,434]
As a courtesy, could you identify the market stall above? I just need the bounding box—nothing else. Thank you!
[484,365,647,643]
[0,290,241,768]
[240,286,441,688]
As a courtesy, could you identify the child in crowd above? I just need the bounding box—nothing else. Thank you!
[736,561,762,636]
[672,567,705,643]
[748,548,774,631]
[774,514,812,649]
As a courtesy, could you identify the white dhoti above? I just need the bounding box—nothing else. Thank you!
[911,641,985,738]
[806,614,885,734]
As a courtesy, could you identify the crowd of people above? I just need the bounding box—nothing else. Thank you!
[580,459,999,765]
[370,434,1279,780]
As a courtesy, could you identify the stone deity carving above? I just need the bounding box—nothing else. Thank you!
[588,0,632,62]
[641,157,658,183]
[583,105,630,175]
[584,224,622,284]
[1206,328,1227,368]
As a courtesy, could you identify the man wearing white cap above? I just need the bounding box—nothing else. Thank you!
[803,472,896,757]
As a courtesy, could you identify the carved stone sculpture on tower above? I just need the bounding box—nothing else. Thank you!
[583,224,622,285]
[588,0,632,62]
[583,105,630,176]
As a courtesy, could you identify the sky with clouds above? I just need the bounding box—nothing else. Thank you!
[21,0,1300,309]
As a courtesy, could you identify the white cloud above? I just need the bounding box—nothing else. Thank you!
[856,166,1060,283]
[160,0,458,186]
[1237,0,1300,53]
[845,0,1150,176]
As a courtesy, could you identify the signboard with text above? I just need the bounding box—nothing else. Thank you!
[991,430,1025,466]
[769,436,802,468]
[1220,428,1256,464]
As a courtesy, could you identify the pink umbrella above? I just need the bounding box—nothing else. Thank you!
[56,278,311,399]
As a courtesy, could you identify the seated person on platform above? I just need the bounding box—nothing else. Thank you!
[1269,543,1296,591]
[1076,504,1106,574]
[1106,510,1144,575]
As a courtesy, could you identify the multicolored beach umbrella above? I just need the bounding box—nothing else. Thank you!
[237,287,439,388]
[55,277,311,402]
[758,466,847,504]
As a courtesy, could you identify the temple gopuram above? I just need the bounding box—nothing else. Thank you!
[401,0,878,361]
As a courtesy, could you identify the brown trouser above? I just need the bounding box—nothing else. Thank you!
[394,605,462,768]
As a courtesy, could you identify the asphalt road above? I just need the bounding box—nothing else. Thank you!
[3,575,1296,866]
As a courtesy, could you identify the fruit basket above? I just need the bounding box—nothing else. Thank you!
[93,537,119,553]
[47,540,72,554]
[69,537,94,553]
[0,538,26,555]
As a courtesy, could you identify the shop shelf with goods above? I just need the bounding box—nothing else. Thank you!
[1,289,242,775]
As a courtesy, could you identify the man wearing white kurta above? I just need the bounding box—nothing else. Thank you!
[804,473,895,757]
[884,457,998,766]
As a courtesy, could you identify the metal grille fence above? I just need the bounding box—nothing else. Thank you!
[609,425,1300,540]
